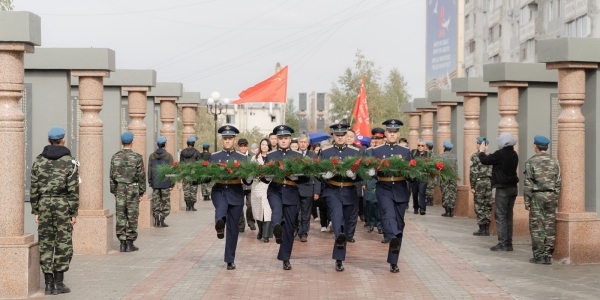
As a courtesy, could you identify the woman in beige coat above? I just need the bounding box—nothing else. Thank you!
[251,138,273,242]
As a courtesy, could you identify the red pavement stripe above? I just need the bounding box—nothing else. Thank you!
[122,224,219,300]
[404,220,513,299]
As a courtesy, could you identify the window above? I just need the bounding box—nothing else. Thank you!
[465,14,471,29]
[465,66,477,77]
[226,115,235,123]
[466,40,476,54]
[520,5,535,24]
[549,0,561,21]
[520,39,536,61]
[565,15,589,37]
[488,24,502,42]
[271,116,276,122]
[488,0,502,12]
[488,55,501,64]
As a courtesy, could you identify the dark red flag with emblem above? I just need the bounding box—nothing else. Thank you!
[231,66,288,104]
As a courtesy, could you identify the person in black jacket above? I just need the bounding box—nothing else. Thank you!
[478,132,519,252]
[180,136,202,211]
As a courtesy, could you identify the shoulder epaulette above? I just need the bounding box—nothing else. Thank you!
[292,149,302,154]
[266,149,278,155]
[373,144,385,149]
[400,145,409,149]
[211,151,220,156]
[347,145,359,151]
[235,150,247,156]
[321,145,333,150]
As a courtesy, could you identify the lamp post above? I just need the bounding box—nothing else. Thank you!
[206,91,230,149]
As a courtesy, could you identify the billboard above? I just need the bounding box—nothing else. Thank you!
[426,0,458,91]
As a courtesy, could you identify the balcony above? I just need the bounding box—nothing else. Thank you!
[487,6,502,27]
[465,27,473,42]
[487,40,500,56]
[465,0,474,13]
[464,52,474,68]
[519,21,535,43]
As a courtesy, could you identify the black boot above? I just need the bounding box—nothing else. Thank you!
[484,224,490,236]
[185,201,190,211]
[473,225,485,236]
[256,221,263,239]
[441,207,449,217]
[190,202,197,211]
[52,271,70,295]
[154,216,160,227]
[204,195,210,201]
[119,240,127,252]
[448,208,454,217]
[126,240,139,252]
[44,273,54,295]
[160,216,169,227]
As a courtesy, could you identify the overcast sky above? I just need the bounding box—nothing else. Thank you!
[15,0,425,102]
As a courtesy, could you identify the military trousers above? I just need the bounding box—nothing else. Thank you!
[326,195,356,261]
[183,181,198,204]
[38,196,73,273]
[152,188,171,218]
[441,180,458,208]
[115,183,140,241]
[296,195,313,238]
[377,195,407,265]
[529,192,558,259]
[426,181,435,203]
[473,179,493,225]
[267,186,299,261]
[201,182,213,198]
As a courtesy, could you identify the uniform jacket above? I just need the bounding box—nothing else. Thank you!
[524,151,561,206]
[371,142,412,203]
[364,178,378,202]
[265,148,308,205]
[469,152,492,188]
[180,147,202,164]
[209,149,250,206]
[296,150,322,198]
[200,151,211,161]
[110,148,146,195]
[478,146,519,189]
[30,145,80,217]
[319,144,361,205]
[148,149,174,189]
[439,151,458,171]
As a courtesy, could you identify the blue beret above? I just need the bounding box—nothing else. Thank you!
[425,141,434,147]
[329,123,350,136]
[48,126,66,139]
[476,137,490,145]
[202,143,210,148]
[534,135,550,146]
[121,132,134,143]
[157,136,167,144]
[443,140,453,149]
[187,136,197,143]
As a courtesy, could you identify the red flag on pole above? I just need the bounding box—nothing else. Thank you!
[231,66,288,104]
[352,76,371,137]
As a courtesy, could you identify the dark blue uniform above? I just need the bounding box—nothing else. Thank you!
[264,148,307,262]
[209,149,249,263]
[319,144,361,262]
[371,142,411,265]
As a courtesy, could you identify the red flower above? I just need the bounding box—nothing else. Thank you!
[436,162,444,170]
[292,157,298,162]
[226,167,233,174]
[218,162,227,167]
[384,160,391,167]
[173,162,179,167]
[365,158,371,165]
[234,160,241,168]
[351,158,363,172]
[202,161,209,167]
[424,158,430,162]
[332,158,339,164]
[409,159,417,167]
[268,161,275,167]
[301,159,307,164]
[376,158,381,162]
[278,160,284,169]
[313,158,320,163]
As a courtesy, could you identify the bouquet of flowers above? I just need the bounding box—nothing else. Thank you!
[374,156,458,182]
[157,159,259,183]
[313,156,378,179]
[259,157,317,180]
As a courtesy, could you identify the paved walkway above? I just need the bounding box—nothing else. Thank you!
[26,202,599,300]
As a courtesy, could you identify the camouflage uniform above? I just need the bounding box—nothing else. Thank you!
[439,151,458,208]
[199,151,213,199]
[148,149,174,220]
[31,145,79,274]
[524,151,561,260]
[110,149,146,241]
[180,146,202,209]
[470,153,493,225]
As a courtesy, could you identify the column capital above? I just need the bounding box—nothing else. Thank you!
[0,42,35,53]
[546,62,598,70]
[122,86,150,92]
[431,102,457,106]
[488,81,528,88]
[72,70,110,77]
[456,92,488,97]
[156,96,178,102]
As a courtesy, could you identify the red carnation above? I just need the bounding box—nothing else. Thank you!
[173,162,179,167]
[292,157,298,162]
[313,158,320,163]
[436,162,444,170]
[332,158,339,164]
[301,159,307,164]
[409,159,417,167]
[384,160,391,167]
[376,158,381,162]
[278,160,284,169]
[202,161,209,167]
[268,161,275,167]
[234,160,241,168]
[351,158,363,172]
[226,167,233,174]
[365,158,372,165]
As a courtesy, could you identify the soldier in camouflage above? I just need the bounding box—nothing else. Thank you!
[110,132,146,253]
[31,126,79,295]
[439,140,458,217]
[425,141,435,206]
[524,135,561,265]
[148,136,174,227]
[471,137,493,236]
[200,143,212,201]
[180,136,202,211]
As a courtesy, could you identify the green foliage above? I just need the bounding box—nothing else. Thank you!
[0,0,13,11]
[157,160,259,183]
[374,157,458,183]
[313,156,375,180]
[285,98,299,138]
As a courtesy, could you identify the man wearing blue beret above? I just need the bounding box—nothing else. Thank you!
[180,136,202,211]
[31,126,79,295]
[471,137,493,236]
[148,136,174,228]
[439,141,458,217]
[524,135,561,265]
[110,132,146,252]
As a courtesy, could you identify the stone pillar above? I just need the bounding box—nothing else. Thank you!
[408,113,420,150]
[546,62,600,264]
[157,97,181,212]
[124,87,152,229]
[435,104,454,155]
[180,104,198,150]
[420,109,435,146]
[0,41,40,298]
[72,71,113,254]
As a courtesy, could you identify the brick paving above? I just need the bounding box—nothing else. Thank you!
[37,200,600,299]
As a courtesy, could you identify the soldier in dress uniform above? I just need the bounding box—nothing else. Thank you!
[371,119,411,273]
[319,124,361,272]
[200,143,212,201]
[364,128,385,238]
[264,125,308,270]
[209,125,251,270]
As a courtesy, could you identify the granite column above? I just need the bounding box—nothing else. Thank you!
[157,97,181,212]
[420,109,435,146]
[408,112,420,150]
[435,104,454,155]
[180,104,198,150]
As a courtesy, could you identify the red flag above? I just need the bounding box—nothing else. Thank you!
[352,76,371,137]
[231,66,288,104]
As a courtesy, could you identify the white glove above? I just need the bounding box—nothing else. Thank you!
[368,168,376,177]
[246,176,254,183]
[322,171,334,179]
[345,170,356,180]
[289,175,298,181]
[264,175,274,181]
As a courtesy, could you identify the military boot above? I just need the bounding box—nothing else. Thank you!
[154,216,160,227]
[126,240,139,252]
[160,216,169,227]
[52,271,70,295]
[483,224,490,236]
[473,225,485,236]
[190,202,197,211]
[120,240,127,252]
[448,208,454,217]
[441,207,449,217]
[185,201,190,211]
[44,273,54,295]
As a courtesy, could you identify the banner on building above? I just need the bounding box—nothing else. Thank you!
[426,0,458,91]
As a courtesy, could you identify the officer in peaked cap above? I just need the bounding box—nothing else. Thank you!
[370,119,411,273]
[318,123,361,272]
[264,124,308,270]
[208,124,251,271]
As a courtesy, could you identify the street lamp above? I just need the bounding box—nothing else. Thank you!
[206,91,230,149]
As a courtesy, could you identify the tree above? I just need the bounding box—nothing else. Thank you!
[285,98,299,137]
[0,0,13,11]
[329,50,411,137]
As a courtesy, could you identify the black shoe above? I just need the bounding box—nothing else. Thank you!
[273,223,283,245]
[441,207,449,217]
[390,264,399,273]
[448,208,454,217]
[544,256,552,265]
[359,215,364,222]
[126,240,139,252]
[368,226,374,233]
[377,228,383,234]
[263,237,269,243]
[505,243,513,251]
[203,195,210,201]
[529,257,545,264]
[52,271,70,295]
[191,204,197,211]
[160,216,169,227]
[363,223,369,227]
[490,243,506,251]
[283,260,292,270]
[420,210,426,215]
[215,218,225,239]
[473,225,485,236]
[249,225,256,231]
[119,240,127,252]
[414,209,419,214]
[185,201,190,211]
[293,227,299,237]
[44,273,54,295]
[335,233,346,249]
[227,262,236,270]
[335,260,344,272]
[154,216,160,227]
[381,237,390,243]
[239,228,245,233]
[483,224,490,236]
[390,236,400,254]
[347,237,355,243]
